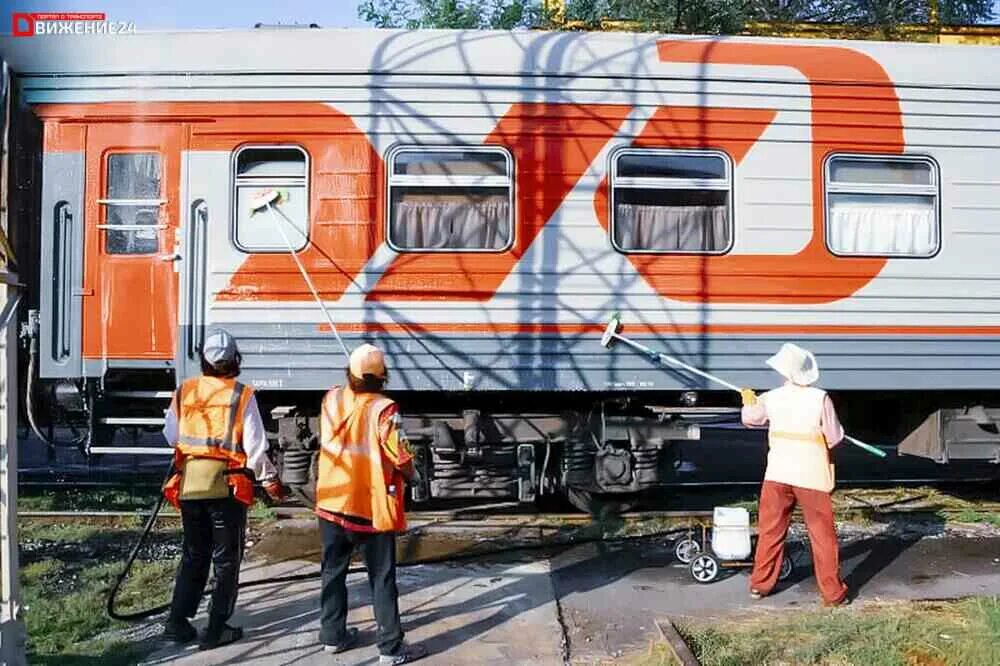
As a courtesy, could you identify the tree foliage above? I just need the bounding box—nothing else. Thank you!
[357,0,996,33]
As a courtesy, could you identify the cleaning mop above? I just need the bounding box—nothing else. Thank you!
[248,188,350,361]
[600,313,887,458]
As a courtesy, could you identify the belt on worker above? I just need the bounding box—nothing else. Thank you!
[769,430,826,445]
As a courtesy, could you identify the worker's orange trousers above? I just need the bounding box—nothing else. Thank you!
[750,480,848,605]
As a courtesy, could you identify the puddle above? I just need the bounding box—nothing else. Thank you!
[250,522,570,567]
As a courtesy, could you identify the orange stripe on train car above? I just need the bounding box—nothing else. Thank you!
[316,323,1000,337]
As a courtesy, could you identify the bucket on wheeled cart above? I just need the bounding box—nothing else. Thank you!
[674,507,794,584]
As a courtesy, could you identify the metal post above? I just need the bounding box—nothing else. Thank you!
[0,60,27,666]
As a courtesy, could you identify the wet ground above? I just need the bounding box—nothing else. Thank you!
[140,516,1000,666]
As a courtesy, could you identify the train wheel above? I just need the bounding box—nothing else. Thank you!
[564,488,640,517]
[778,555,793,581]
[674,538,701,564]
[690,553,720,584]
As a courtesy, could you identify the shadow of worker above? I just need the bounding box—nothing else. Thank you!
[839,511,946,600]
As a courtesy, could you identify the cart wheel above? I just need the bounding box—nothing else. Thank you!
[778,556,793,581]
[674,538,701,564]
[690,553,720,584]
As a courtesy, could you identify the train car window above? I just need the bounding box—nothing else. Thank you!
[610,149,733,254]
[825,155,939,258]
[101,153,163,255]
[387,147,513,252]
[233,146,309,253]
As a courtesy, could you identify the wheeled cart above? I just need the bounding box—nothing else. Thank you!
[674,507,794,584]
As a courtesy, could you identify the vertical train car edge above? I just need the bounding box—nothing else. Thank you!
[2,28,1000,512]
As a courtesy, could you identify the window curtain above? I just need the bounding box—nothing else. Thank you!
[391,195,510,249]
[615,204,728,252]
[829,196,936,255]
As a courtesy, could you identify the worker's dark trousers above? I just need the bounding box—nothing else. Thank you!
[169,498,247,630]
[319,519,404,655]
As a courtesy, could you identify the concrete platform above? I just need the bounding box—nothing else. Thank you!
[142,526,1000,665]
[142,555,564,665]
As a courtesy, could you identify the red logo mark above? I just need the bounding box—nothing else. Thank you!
[11,13,35,36]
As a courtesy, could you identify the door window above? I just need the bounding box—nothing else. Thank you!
[100,153,163,255]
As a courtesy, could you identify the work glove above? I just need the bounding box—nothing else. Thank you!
[263,479,288,502]
[740,388,758,407]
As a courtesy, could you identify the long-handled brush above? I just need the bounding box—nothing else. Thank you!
[600,313,887,458]
[248,188,350,361]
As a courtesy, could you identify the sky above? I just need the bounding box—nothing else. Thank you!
[8,0,368,29]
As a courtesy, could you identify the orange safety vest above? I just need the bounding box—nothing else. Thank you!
[316,387,406,533]
[162,376,256,508]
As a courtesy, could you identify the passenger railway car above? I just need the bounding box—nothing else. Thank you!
[2,27,1000,511]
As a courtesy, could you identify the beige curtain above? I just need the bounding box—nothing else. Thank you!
[615,204,728,252]
[391,194,510,249]
[828,196,936,255]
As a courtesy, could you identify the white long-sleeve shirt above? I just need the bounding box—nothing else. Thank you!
[162,393,278,482]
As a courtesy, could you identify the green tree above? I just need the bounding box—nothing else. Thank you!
[357,0,995,31]
[358,0,549,29]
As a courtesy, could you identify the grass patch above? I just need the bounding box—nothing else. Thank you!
[637,598,1000,666]
[249,499,278,522]
[20,520,181,666]
[948,509,1000,528]
[19,487,161,513]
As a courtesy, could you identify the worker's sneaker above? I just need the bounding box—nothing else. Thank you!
[323,628,359,653]
[162,618,197,644]
[823,595,852,608]
[379,643,428,665]
[749,589,764,601]
[198,623,243,651]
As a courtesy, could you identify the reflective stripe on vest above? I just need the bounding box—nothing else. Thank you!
[768,430,826,445]
[316,387,405,532]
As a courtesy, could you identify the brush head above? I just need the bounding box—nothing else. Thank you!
[601,313,622,348]
[247,188,286,215]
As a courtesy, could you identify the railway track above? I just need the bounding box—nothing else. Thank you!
[18,500,1000,524]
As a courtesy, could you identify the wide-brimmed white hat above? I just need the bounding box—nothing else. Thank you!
[766,343,819,386]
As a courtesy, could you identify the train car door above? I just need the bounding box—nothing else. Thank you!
[82,124,183,362]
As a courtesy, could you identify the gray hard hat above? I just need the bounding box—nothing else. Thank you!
[202,328,239,366]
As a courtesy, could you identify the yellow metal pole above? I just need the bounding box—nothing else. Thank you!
[544,0,566,26]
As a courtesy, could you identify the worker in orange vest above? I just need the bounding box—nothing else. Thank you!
[315,343,427,665]
[161,328,286,649]
[740,343,850,607]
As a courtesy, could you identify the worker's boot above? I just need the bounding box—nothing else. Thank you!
[323,627,359,653]
[162,616,197,644]
[379,643,428,665]
[198,617,243,651]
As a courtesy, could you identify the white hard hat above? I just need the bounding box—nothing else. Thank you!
[349,343,386,379]
[202,328,240,366]
[766,343,819,386]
